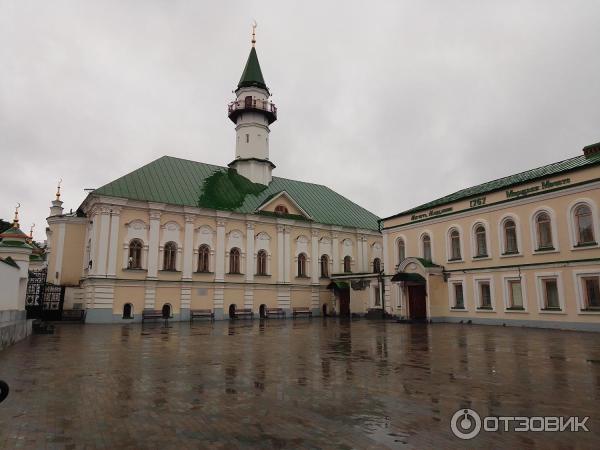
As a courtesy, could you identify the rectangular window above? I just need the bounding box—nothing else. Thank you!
[543,279,560,309]
[479,282,491,308]
[508,280,523,309]
[453,284,464,309]
[582,277,600,309]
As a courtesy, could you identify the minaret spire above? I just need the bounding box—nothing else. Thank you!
[13,203,20,228]
[227,28,277,185]
[50,179,65,217]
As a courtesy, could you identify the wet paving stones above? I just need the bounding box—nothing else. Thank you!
[0,319,599,449]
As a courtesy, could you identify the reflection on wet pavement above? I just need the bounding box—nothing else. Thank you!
[0,319,599,449]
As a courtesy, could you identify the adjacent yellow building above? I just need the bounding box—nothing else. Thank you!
[381,143,600,331]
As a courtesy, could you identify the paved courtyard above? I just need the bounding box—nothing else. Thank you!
[0,319,599,449]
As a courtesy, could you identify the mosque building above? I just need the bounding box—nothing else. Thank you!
[44,31,383,323]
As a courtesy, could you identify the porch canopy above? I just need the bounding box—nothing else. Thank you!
[390,272,426,284]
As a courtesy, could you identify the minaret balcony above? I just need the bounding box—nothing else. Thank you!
[228,98,277,124]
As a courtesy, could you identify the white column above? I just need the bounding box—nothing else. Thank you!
[246,222,255,282]
[54,222,66,283]
[332,233,339,274]
[362,236,369,272]
[96,207,111,276]
[277,225,284,283]
[284,226,291,283]
[311,230,319,284]
[182,215,195,280]
[147,211,161,279]
[215,220,226,281]
[383,231,392,310]
[106,207,121,277]
[357,235,364,272]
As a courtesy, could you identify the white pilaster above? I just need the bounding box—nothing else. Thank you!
[383,232,392,309]
[245,222,255,282]
[147,211,161,279]
[96,207,111,276]
[311,230,319,284]
[54,222,66,283]
[332,233,339,274]
[106,207,121,277]
[283,226,291,283]
[182,215,195,280]
[215,220,226,281]
[277,225,284,283]
[357,235,364,272]
[362,236,369,272]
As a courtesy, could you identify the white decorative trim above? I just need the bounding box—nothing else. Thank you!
[470,219,492,260]
[534,271,566,313]
[473,275,495,311]
[255,191,312,219]
[445,224,464,263]
[529,206,560,253]
[447,276,467,311]
[497,213,523,257]
[566,198,599,250]
[501,272,528,312]
[572,269,600,314]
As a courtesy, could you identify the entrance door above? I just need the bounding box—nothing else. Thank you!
[339,288,350,317]
[407,285,427,321]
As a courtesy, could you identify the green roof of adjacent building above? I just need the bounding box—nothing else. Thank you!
[238,47,268,92]
[92,156,380,231]
[385,152,600,220]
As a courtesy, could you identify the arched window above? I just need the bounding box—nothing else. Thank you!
[320,255,329,278]
[373,258,381,273]
[343,255,352,273]
[503,219,518,254]
[397,238,405,264]
[198,244,210,272]
[422,234,432,262]
[449,229,461,260]
[163,241,177,271]
[229,247,241,274]
[297,253,307,277]
[128,239,143,269]
[256,249,268,275]
[122,303,133,319]
[274,205,289,215]
[536,212,553,249]
[575,204,595,245]
[474,225,487,257]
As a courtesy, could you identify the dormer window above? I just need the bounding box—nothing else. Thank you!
[274,205,289,215]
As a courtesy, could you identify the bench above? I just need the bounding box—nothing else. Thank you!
[266,307,285,318]
[62,309,86,322]
[142,309,167,323]
[190,309,215,322]
[234,308,254,319]
[292,307,313,318]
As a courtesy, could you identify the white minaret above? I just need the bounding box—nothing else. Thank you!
[227,24,277,185]
[49,179,64,216]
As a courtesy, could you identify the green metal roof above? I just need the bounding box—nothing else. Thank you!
[386,152,600,219]
[92,156,380,231]
[238,47,268,92]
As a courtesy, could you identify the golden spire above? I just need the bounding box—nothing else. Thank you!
[251,20,257,47]
[29,223,35,238]
[13,203,20,228]
[56,178,62,200]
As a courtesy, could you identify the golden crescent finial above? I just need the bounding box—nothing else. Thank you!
[13,203,20,227]
[252,20,257,47]
[56,178,63,200]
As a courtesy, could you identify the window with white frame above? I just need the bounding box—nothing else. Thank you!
[476,280,493,309]
[574,204,596,246]
[535,212,554,250]
[507,279,524,310]
[474,224,488,257]
[451,283,465,309]
[541,278,561,310]
[397,238,406,265]
[422,234,432,262]
[503,219,519,254]
[581,276,600,310]
[449,229,461,261]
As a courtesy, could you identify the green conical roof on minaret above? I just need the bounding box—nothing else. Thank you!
[237,47,268,92]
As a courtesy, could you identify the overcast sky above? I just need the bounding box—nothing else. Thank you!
[1,1,599,240]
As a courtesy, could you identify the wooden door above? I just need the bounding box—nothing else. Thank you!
[339,288,350,317]
[407,285,427,320]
